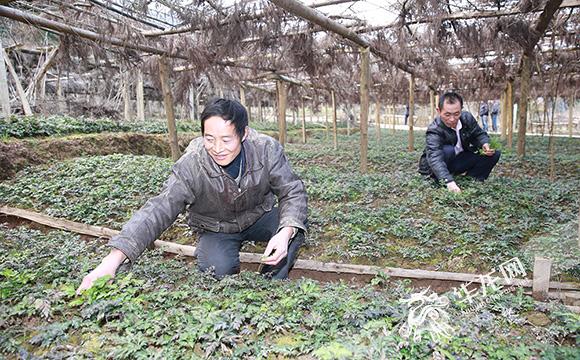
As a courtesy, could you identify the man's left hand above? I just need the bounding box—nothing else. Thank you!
[481,143,495,156]
[262,227,294,266]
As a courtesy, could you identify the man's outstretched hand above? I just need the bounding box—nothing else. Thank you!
[446,181,462,193]
[76,249,127,294]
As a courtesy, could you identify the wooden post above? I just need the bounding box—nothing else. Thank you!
[429,89,435,123]
[56,66,64,114]
[276,80,287,146]
[331,90,338,150]
[375,100,381,141]
[500,87,507,141]
[391,104,396,134]
[408,74,415,152]
[301,98,306,144]
[517,54,531,157]
[533,256,552,301]
[2,48,32,115]
[158,56,180,162]
[324,103,329,138]
[507,79,514,149]
[569,94,574,137]
[122,71,132,121]
[359,46,370,173]
[240,86,246,107]
[0,40,10,118]
[136,69,145,121]
[258,101,263,122]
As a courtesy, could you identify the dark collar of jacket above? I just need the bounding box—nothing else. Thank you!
[197,128,265,179]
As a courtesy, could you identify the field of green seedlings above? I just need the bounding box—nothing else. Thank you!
[1,116,579,358]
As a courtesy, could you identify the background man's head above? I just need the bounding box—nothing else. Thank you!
[437,91,463,129]
[201,98,248,139]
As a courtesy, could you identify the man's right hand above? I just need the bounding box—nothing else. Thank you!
[76,249,127,294]
[446,181,461,193]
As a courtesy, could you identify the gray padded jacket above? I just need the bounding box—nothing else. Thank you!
[108,128,308,262]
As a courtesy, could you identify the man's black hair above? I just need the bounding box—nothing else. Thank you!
[200,98,248,139]
[438,91,463,110]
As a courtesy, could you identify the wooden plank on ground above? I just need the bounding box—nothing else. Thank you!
[1,205,579,291]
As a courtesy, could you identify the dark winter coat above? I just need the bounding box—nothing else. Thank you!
[418,112,489,183]
[109,128,308,262]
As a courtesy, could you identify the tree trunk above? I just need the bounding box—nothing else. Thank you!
[122,71,132,121]
[331,90,338,150]
[569,94,575,137]
[158,56,180,162]
[391,104,396,134]
[240,86,246,107]
[56,66,64,114]
[359,46,370,173]
[429,89,435,123]
[0,40,11,118]
[500,87,507,141]
[136,69,145,121]
[408,74,415,152]
[325,104,329,139]
[276,80,287,146]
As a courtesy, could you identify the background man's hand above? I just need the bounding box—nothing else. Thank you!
[481,143,495,156]
[261,227,294,266]
[446,181,461,193]
[76,249,126,294]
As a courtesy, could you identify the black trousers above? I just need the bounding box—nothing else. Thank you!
[196,207,304,279]
[441,145,501,181]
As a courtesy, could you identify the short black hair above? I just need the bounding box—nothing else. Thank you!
[438,91,463,110]
[200,98,248,139]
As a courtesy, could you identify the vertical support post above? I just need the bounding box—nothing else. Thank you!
[56,66,64,114]
[301,98,306,144]
[2,47,32,115]
[122,70,132,121]
[331,90,338,150]
[408,74,415,152]
[359,46,370,173]
[240,86,246,107]
[375,99,381,141]
[517,54,531,157]
[507,79,514,149]
[276,80,287,146]
[324,103,329,138]
[429,89,435,123]
[158,56,180,162]
[532,256,552,301]
[136,69,145,122]
[258,101,263,122]
[0,40,11,118]
[391,104,396,134]
[500,87,507,141]
[569,94,574,137]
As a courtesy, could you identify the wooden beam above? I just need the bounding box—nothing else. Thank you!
[359,46,369,173]
[269,0,415,75]
[533,257,552,301]
[158,56,180,162]
[2,205,580,291]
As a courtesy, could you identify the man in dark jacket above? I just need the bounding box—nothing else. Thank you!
[77,98,308,292]
[418,91,501,193]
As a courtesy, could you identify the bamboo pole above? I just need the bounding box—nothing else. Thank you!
[517,54,531,157]
[375,100,381,141]
[301,98,306,144]
[2,205,580,292]
[359,46,370,173]
[158,56,180,161]
[276,80,287,146]
[507,79,514,149]
[408,74,415,152]
[2,48,32,115]
[0,40,10,117]
[136,69,145,121]
[331,90,338,150]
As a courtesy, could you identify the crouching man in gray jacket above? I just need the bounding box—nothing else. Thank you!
[77,98,308,292]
